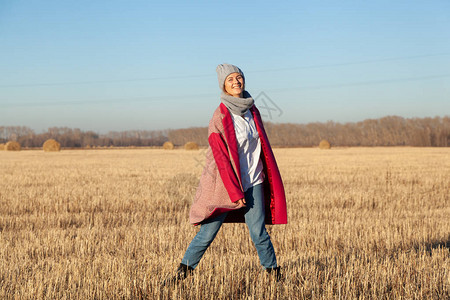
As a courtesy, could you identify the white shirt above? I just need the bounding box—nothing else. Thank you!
[230,109,264,192]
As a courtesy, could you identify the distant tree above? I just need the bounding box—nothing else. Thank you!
[1,115,449,148]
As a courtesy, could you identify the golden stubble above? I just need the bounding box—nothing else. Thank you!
[0,147,448,299]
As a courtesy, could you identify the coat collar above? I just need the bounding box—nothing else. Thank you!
[219,103,269,190]
[249,105,269,144]
[220,103,242,185]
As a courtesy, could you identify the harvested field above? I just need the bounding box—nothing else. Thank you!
[0,148,448,299]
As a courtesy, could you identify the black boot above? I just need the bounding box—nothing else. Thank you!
[265,266,282,282]
[162,263,194,286]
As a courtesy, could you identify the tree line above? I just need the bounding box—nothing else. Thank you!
[0,127,168,148]
[1,116,448,148]
[168,116,449,147]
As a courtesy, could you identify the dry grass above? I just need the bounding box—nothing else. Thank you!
[0,147,448,299]
[43,139,61,152]
[0,143,5,150]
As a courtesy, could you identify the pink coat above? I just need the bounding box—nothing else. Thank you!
[189,103,288,225]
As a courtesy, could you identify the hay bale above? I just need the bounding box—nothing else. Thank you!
[163,141,174,150]
[184,142,199,150]
[319,139,331,149]
[43,139,61,152]
[0,143,5,150]
[5,141,21,151]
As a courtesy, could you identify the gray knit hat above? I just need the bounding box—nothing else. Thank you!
[216,63,245,90]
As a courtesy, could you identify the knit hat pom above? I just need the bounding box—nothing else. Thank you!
[216,64,245,90]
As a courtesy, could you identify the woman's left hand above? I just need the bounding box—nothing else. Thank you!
[235,198,246,208]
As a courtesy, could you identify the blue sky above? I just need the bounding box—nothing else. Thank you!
[1,0,449,133]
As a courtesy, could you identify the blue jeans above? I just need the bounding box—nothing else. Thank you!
[181,183,277,269]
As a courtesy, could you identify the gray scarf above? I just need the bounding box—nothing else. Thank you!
[220,90,254,116]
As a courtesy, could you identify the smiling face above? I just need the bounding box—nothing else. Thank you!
[224,72,245,97]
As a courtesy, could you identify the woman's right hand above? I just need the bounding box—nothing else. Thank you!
[235,198,246,209]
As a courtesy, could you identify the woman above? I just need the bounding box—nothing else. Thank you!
[165,63,287,284]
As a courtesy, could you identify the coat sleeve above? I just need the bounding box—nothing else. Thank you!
[208,126,244,203]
